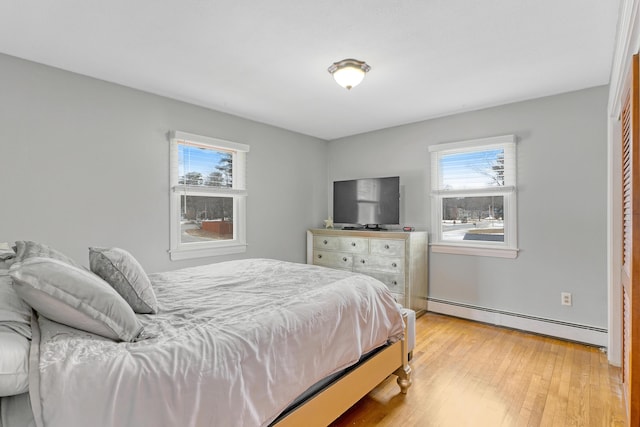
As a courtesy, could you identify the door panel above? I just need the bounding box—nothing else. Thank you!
[621,53,640,426]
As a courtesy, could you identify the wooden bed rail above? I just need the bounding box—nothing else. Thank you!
[273,312,412,426]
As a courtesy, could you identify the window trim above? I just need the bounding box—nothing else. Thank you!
[169,131,249,260]
[429,134,518,258]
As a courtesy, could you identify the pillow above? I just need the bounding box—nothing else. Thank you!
[89,247,158,314]
[0,327,29,397]
[0,257,16,270]
[9,257,143,342]
[0,242,16,261]
[13,240,82,268]
[0,272,31,339]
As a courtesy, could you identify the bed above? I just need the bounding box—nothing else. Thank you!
[0,241,412,427]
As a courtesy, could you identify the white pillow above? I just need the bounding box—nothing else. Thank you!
[0,272,31,339]
[0,328,29,396]
[10,257,144,342]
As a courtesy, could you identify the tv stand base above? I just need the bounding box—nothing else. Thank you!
[364,224,387,231]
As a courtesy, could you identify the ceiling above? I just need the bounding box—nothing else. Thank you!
[0,1,621,140]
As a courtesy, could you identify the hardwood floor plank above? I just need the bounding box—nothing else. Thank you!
[573,345,589,423]
[330,313,627,427]
[539,342,567,426]
[527,340,556,425]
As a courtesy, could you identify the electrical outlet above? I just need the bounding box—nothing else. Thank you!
[561,292,572,306]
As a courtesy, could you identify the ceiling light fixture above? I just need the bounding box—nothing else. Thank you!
[328,59,371,90]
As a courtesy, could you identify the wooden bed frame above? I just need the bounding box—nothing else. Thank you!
[273,312,412,426]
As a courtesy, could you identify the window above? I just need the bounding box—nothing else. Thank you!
[429,135,518,258]
[169,131,249,260]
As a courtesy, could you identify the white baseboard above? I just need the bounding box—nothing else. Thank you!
[427,298,608,348]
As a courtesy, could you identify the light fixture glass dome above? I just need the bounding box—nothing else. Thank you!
[328,59,371,90]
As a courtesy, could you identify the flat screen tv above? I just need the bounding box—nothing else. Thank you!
[333,176,400,229]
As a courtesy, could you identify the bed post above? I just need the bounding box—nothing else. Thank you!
[395,311,412,394]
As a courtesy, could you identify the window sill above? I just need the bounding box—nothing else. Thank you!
[430,243,519,259]
[170,242,247,261]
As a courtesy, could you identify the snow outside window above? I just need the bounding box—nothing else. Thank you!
[169,131,249,260]
[429,135,518,258]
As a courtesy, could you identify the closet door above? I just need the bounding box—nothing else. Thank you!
[621,53,640,425]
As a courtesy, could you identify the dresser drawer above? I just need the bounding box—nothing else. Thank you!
[313,236,369,254]
[370,239,405,257]
[337,237,369,253]
[367,272,405,294]
[353,255,403,274]
[313,236,340,250]
[313,251,353,269]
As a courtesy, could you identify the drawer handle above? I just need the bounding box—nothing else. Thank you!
[351,242,356,247]
[392,280,398,285]
[317,254,322,259]
[392,262,397,268]
[323,240,328,245]
[342,257,348,262]
[360,259,366,264]
[385,244,390,249]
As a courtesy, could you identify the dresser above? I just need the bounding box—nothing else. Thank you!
[306,229,428,314]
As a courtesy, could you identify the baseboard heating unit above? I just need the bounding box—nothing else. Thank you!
[427,298,607,348]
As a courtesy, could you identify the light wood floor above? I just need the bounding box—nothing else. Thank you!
[331,313,627,427]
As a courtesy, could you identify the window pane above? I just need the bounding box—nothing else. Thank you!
[441,148,504,190]
[178,143,233,188]
[442,196,504,242]
[180,195,233,243]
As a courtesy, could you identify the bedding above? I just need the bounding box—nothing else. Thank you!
[0,243,15,261]
[1,241,90,400]
[13,241,81,268]
[0,243,15,271]
[0,329,29,397]
[89,247,158,314]
[0,393,35,427]
[0,271,31,339]
[9,258,143,342]
[26,258,403,427]
[0,268,31,399]
[0,259,14,271]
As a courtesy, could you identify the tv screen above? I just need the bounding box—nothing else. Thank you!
[333,177,400,226]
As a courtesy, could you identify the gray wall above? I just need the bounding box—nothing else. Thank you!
[328,86,608,328]
[0,54,328,273]
[0,51,608,328]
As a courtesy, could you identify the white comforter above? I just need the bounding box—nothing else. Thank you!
[29,259,404,427]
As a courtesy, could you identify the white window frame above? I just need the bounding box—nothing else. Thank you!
[429,134,518,258]
[169,131,249,260]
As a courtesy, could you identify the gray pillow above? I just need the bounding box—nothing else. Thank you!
[89,247,158,314]
[9,257,143,342]
[14,241,81,268]
[0,242,15,261]
[0,272,31,339]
